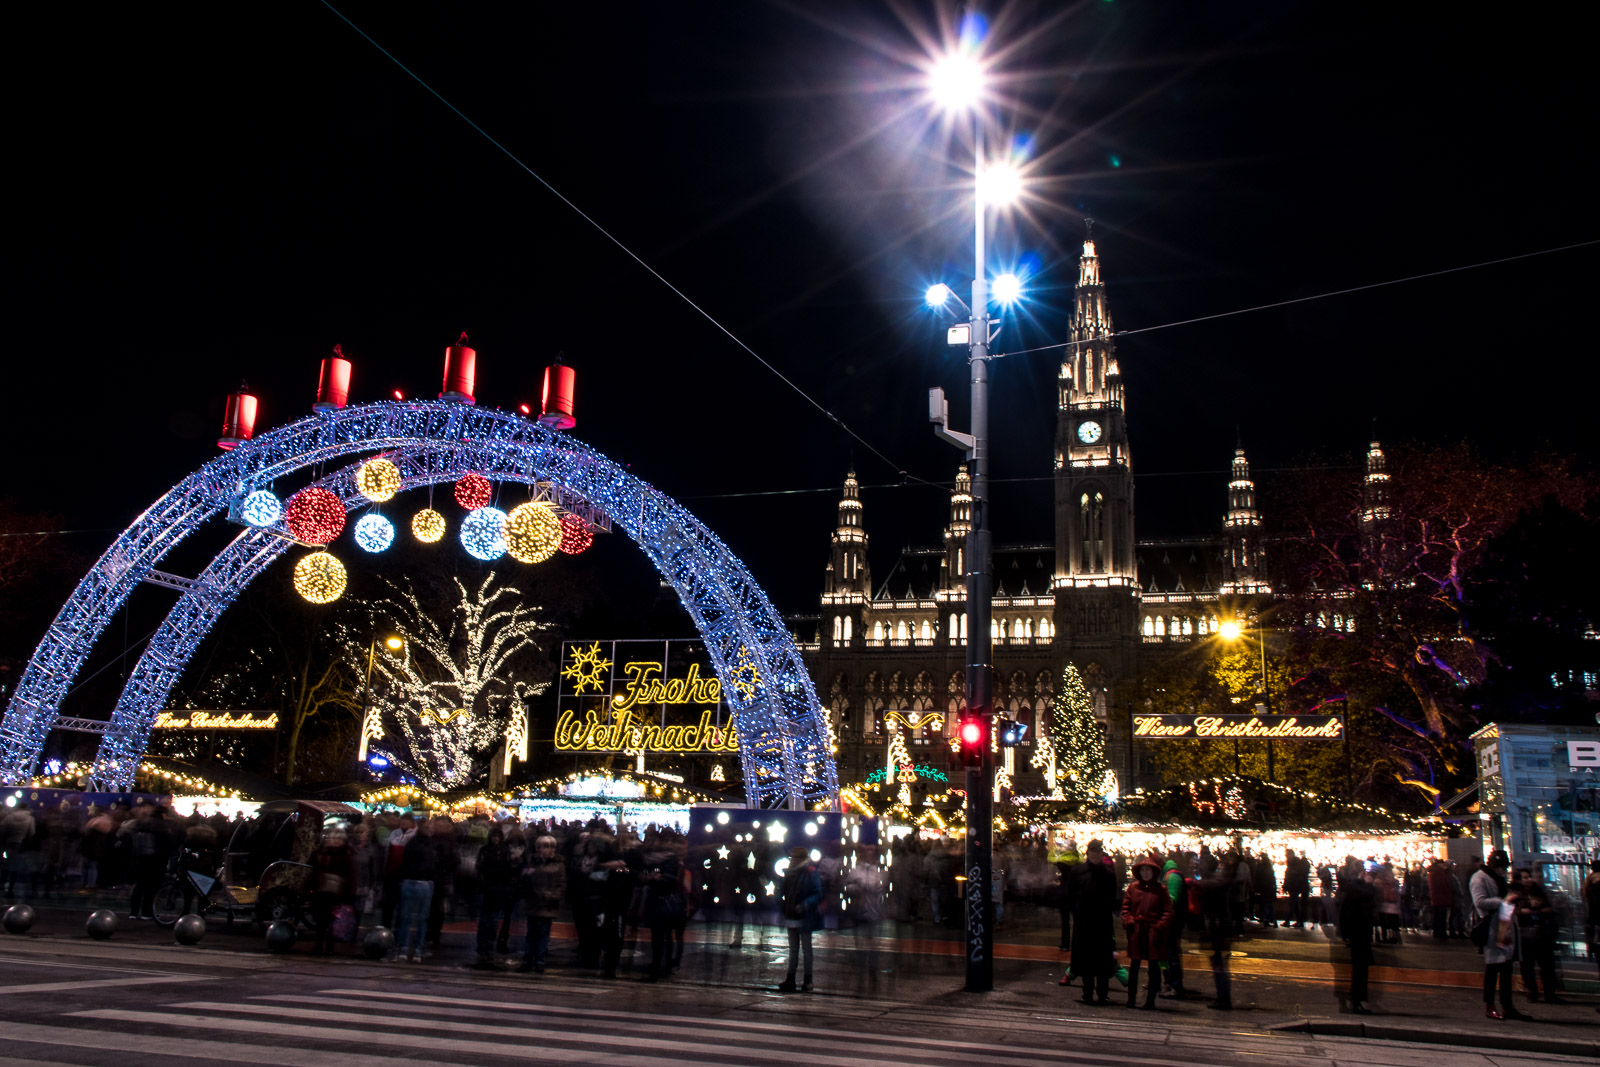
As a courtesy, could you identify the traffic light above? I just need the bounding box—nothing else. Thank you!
[998,719,1028,747]
[958,714,986,766]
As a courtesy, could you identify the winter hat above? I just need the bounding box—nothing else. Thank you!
[789,846,809,861]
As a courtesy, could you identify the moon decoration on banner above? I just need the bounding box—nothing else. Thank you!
[454,473,492,511]
[411,508,446,544]
[293,551,347,603]
[284,487,346,544]
[505,501,562,564]
[460,506,508,561]
[353,513,395,553]
[356,458,402,502]
[558,513,594,555]
[240,489,282,527]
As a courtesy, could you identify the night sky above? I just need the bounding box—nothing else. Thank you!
[9,2,1597,620]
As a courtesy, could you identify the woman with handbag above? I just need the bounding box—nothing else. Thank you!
[1469,849,1530,1021]
[309,826,356,956]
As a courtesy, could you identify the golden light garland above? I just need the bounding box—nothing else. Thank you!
[293,550,347,604]
[412,508,446,543]
[356,458,402,502]
[504,501,562,564]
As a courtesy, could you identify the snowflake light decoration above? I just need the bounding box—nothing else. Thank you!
[240,489,282,527]
[411,508,446,544]
[293,550,347,603]
[454,473,492,511]
[285,487,346,544]
[460,506,507,561]
[505,501,561,564]
[561,642,612,694]
[353,513,395,553]
[357,458,401,502]
[558,513,594,555]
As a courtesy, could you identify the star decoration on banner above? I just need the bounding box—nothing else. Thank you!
[717,845,731,860]
[561,642,612,694]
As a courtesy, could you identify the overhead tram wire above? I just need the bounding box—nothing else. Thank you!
[993,238,1600,361]
[316,1,933,490]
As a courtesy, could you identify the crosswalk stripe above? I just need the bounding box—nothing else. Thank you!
[0,975,211,995]
[238,994,1074,1066]
[0,1019,472,1067]
[75,1006,1053,1067]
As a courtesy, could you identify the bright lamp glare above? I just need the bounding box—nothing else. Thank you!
[1218,620,1243,641]
[929,51,984,112]
[925,283,952,307]
[979,162,1023,207]
[992,273,1023,305]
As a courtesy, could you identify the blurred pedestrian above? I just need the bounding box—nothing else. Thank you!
[1252,850,1278,928]
[81,805,112,891]
[1514,868,1562,1004]
[1,802,35,898]
[1121,855,1171,1009]
[639,833,686,982]
[776,845,822,993]
[845,843,889,991]
[1284,850,1311,929]
[1064,839,1117,1003]
[1584,859,1600,1011]
[125,804,174,920]
[1427,857,1454,939]
[1470,849,1530,1021]
[1051,835,1080,952]
[394,819,437,962]
[1200,854,1235,1010]
[1336,867,1376,1014]
[309,825,356,955]
[518,834,565,973]
[1160,851,1190,998]
[472,826,518,969]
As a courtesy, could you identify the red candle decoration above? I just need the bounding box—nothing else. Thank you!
[453,473,493,511]
[558,513,593,555]
[284,487,346,545]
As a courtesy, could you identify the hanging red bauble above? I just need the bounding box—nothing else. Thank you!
[454,473,492,511]
[284,487,346,545]
[558,513,594,555]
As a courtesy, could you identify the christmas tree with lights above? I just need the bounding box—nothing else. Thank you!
[1052,663,1109,802]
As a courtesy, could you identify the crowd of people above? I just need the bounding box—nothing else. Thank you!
[3,797,1598,1018]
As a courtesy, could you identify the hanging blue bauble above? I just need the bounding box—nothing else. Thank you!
[353,513,395,553]
[240,489,282,527]
[460,506,507,561]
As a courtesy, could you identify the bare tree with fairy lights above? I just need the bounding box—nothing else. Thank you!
[352,574,553,790]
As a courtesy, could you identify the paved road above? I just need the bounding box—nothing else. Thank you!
[1,907,1597,1066]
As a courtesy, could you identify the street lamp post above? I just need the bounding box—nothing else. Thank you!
[1220,619,1273,778]
[356,634,404,768]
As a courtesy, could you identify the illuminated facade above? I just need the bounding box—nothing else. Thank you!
[803,233,1280,791]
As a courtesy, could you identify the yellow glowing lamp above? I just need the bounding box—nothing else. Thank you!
[1218,619,1243,641]
[504,501,562,564]
[293,550,347,604]
[357,458,402,502]
[412,508,447,544]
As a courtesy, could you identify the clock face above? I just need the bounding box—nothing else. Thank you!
[1077,420,1103,444]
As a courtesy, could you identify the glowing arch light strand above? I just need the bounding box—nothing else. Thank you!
[353,513,395,553]
[460,506,507,560]
[412,508,446,544]
[285,487,346,544]
[293,551,347,603]
[505,501,561,564]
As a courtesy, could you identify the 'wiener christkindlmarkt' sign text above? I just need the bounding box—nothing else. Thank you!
[555,639,742,753]
[1132,714,1345,740]
[152,711,279,730]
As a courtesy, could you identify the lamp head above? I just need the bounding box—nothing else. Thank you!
[384,636,405,651]
[992,272,1023,305]
[928,50,985,113]
[1218,620,1243,642]
[925,282,952,308]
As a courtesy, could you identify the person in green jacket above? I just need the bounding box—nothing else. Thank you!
[1161,852,1190,998]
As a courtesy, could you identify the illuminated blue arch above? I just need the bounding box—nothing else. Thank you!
[0,401,835,808]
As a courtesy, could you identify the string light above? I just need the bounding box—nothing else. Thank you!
[353,513,395,553]
[505,501,561,564]
[558,513,594,555]
[460,506,507,561]
[285,487,346,544]
[293,550,347,603]
[357,458,401,502]
[240,489,282,527]
[412,507,446,544]
[454,473,492,511]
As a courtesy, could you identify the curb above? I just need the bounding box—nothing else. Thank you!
[1268,1017,1600,1058]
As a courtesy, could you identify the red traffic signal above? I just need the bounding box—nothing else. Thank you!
[958,715,986,765]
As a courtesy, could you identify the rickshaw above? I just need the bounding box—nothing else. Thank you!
[152,799,360,928]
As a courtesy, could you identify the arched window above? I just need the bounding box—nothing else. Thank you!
[949,613,959,642]
[872,620,882,642]
[1155,616,1165,637]
[1182,617,1193,636]
[961,613,969,639]
[897,620,908,642]
[1024,617,1034,640]
[1332,613,1343,630]
[842,616,852,642]
[991,618,1001,640]
[1040,617,1053,639]
[832,616,842,643]
[1143,615,1154,637]
[920,619,932,642]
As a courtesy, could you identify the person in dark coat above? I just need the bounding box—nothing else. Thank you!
[638,834,687,982]
[472,827,518,968]
[1335,866,1377,1014]
[1427,858,1454,939]
[1066,839,1119,1004]
[776,845,823,993]
[1284,850,1312,929]
[309,826,357,955]
[1252,850,1279,927]
[519,834,566,973]
[125,805,175,920]
[1121,854,1172,1009]
[1200,853,1236,1010]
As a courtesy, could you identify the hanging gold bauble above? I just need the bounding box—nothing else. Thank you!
[504,501,562,564]
[412,508,446,544]
[293,551,347,604]
[357,458,402,502]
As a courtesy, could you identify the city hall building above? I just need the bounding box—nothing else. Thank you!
[796,233,1383,794]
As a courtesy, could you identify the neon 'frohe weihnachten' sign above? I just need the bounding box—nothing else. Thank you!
[1132,714,1344,740]
[555,640,742,753]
